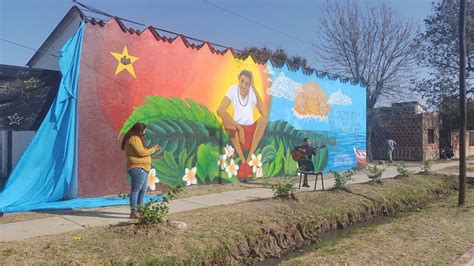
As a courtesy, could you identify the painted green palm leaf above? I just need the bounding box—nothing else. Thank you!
[267,138,285,176]
[151,148,197,187]
[262,120,305,150]
[264,120,336,149]
[152,151,185,187]
[119,96,222,137]
[262,120,331,176]
[144,119,211,156]
[283,148,298,175]
[196,143,220,183]
[312,146,329,172]
[261,145,277,164]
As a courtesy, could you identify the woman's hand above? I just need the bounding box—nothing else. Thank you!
[155,145,161,151]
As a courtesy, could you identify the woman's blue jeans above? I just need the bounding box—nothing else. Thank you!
[128,167,148,212]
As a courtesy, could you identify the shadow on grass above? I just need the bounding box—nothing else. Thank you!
[34,209,129,220]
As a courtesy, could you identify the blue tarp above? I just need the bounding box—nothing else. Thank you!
[0,22,85,212]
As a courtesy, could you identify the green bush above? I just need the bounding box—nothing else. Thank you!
[421,160,432,173]
[138,185,183,225]
[272,178,297,200]
[367,165,385,182]
[396,162,413,177]
[332,170,355,190]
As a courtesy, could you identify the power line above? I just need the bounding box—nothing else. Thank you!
[0,38,60,58]
[202,0,314,47]
[74,0,241,52]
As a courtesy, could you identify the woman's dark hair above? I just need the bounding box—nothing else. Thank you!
[121,122,147,150]
[238,70,253,81]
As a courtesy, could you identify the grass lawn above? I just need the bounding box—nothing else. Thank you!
[0,173,457,264]
[282,186,474,265]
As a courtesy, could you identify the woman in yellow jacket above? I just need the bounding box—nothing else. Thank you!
[121,122,160,219]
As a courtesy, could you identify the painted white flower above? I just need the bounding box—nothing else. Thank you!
[217,154,228,170]
[147,168,160,191]
[224,144,235,157]
[256,167,263,178]
[248,153,263,173]
[182,167,198,186]
[225,159,239,178]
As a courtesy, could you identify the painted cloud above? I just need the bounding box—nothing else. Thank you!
[328,89,352,106]
[267,72,302,100]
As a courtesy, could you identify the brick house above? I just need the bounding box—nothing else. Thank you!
[372,102,440,161]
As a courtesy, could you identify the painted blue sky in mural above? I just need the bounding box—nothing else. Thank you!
[266,65,366,135]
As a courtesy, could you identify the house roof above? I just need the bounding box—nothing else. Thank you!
[26,6,84,67]
[28,5,366,87]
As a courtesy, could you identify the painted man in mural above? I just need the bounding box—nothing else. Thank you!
[217,70,268,179]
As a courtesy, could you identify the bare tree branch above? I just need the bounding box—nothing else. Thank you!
[314,0,419,161]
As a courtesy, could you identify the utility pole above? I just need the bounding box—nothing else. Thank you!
[458,0,467,206]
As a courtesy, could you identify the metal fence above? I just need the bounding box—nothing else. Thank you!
[373,147,418,161]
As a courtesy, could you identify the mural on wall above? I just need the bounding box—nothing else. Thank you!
[265,66,367,173]
[77,19,366,195]
[114,54,366,187]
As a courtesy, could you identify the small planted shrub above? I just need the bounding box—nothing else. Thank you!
[396,162,413,177]
[332,170,355,191]
[367,165,385,183]
[138,185,183,225]
[272,178,297,200]
[421,160,432,173]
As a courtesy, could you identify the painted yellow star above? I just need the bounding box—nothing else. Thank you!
[110,46,139,78]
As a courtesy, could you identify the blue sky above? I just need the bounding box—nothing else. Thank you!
[0,0,434,69]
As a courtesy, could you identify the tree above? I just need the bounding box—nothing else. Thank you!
[314,0,420,161]
[238,46,311,70]
[439,97,474,130]
[415,0,473,107]
[414,0,474,107]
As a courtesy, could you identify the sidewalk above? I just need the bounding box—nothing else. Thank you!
[453,245,474,266]
[0,160,466,242]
